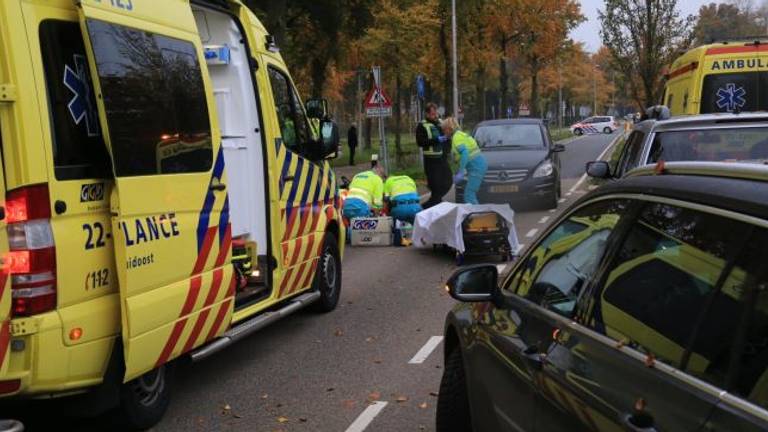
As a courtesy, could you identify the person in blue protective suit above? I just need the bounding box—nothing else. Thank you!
[443,117,487,205]
[343,163,385,219]
[384,174,422,223]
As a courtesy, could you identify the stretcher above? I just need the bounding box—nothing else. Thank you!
[412,202,520,264]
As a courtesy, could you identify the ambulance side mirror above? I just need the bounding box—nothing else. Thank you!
[306,98,329,120]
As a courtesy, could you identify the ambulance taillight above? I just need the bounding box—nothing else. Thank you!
[6,185,56,317]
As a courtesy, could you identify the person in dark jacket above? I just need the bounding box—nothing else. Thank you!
[347,125,358,166]
[416,103,452,208]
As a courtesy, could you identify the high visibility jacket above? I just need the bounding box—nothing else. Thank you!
[451,130,482,173]
[417,119,444,158]
[384,175,418,199]
[347,170,384,208]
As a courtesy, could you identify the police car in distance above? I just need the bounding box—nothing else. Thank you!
[587,110,768,179]
[438,161,768,432]
[569,116,617,135]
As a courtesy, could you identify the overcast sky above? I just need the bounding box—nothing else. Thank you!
[571,0,719,52]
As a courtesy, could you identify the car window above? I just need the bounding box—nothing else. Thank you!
[505,199,631,317]
[648,127,768,164]
[268,66,310,156]
[86,20,212,177]
[615,131,646,176]
[588,202,751,369]
[708,227,768,409]
[474,124,545,148]
[40,20,110,180]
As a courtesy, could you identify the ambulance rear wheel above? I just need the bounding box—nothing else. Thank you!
[117,364,173,431]
[311,232,342,313]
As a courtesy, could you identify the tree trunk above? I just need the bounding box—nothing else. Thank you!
[529,61,540,117]
[440,20,452,110]
[499,38,508,119]
[310,57,329,99]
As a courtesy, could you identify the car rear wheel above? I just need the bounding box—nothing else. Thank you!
[436,349,472,432]
[116,364,173,431]
[573,128,583,136]
[311,232,342,313]
[603,127,612,134]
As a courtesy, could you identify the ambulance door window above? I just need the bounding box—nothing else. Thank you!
[268,66,310,156]
[86,20,212,177]
[39,20,109,180]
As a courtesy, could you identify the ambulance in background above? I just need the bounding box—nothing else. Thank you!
[0,0,343,429]
[664,39,768,115]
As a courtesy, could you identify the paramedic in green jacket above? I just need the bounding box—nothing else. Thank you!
[443,117,487,205]
[343,164,385,219]
[384,175,422,223]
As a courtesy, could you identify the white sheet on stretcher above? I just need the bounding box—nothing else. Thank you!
[412,202,521,254]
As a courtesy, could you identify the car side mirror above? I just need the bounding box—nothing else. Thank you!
[552,144,565,153]
[445,264,499,302]
[305,98,329,120]
[586,161,611,179]
[320,119,340,159]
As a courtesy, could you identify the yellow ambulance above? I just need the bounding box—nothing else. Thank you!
[0,0,344,428]
[664,40,768,115]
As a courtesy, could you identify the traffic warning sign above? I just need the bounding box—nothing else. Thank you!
[365,86,393,117]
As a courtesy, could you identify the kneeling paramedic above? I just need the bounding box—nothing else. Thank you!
[384,174,422,224]
[343,164,385,219]
[443,117,487,205]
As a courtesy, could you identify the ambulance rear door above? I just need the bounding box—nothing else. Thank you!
[76,0,234,381]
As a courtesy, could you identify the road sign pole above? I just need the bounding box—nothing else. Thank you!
[373,66,389,174]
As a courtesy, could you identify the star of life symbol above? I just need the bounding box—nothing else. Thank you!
[63,54,100,137]
[716,83,747,112]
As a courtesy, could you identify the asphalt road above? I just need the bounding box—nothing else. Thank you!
[7,131,620,432]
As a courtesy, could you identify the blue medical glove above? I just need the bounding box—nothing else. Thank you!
[453,171,465,184]
[438,135,448,143]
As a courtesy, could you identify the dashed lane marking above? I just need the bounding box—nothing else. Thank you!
[568,133,626,195]
[538,216,550,224]
[548,209,556,213]
[558,198,566,203]
[345,401,389,432]
[525,229,539,238]
[497,264,508,273]
[516,243,526,253]
[408,336,444,364]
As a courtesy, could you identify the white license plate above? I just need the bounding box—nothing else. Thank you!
[490,185,519,193]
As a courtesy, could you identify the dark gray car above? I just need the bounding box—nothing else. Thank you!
[457,119,564,209]
[438,162,768,432]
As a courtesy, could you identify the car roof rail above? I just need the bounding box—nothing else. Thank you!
[627,161,768,182]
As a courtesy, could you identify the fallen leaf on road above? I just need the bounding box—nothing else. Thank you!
[419,402,428,409]
[233,414,242,419]
[368,391,381,401]
[395,396,408,403]
[326,387,335,392]
[365,337,375,343]
[334,328,344,337]
[429,391,439,397]
[277,416,289,424]
[299,417,308,423]
[347,300,354,305]
[221,404,231,415]
[373,359,382,364]
[261,394,269,400]
[342,399,357,409]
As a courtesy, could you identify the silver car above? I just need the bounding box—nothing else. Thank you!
[587,112,768,179]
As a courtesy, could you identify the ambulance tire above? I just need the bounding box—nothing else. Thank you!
[117,364,174,431]
[573,128,583,136]
[311,232,342,313]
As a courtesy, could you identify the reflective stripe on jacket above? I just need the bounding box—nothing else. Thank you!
[384,175,418,199]
[347,170,384,208]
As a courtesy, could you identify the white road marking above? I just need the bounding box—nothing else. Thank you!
[538,216,550,224]
[345,401,389,432]
[525,229,539,238]
[497,264,508,273]
[515,244,526,254]
[558,198,566,203]
[548,209,556,213]
[408,336,444,364]
[566,192,573,196]
[568,133,626,195]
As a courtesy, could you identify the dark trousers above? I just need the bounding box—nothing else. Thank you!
[349,146,356,165]
[423,157,453,209]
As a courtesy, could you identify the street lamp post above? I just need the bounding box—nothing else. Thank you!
[593,64,598,116]
[451,0,459,120]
